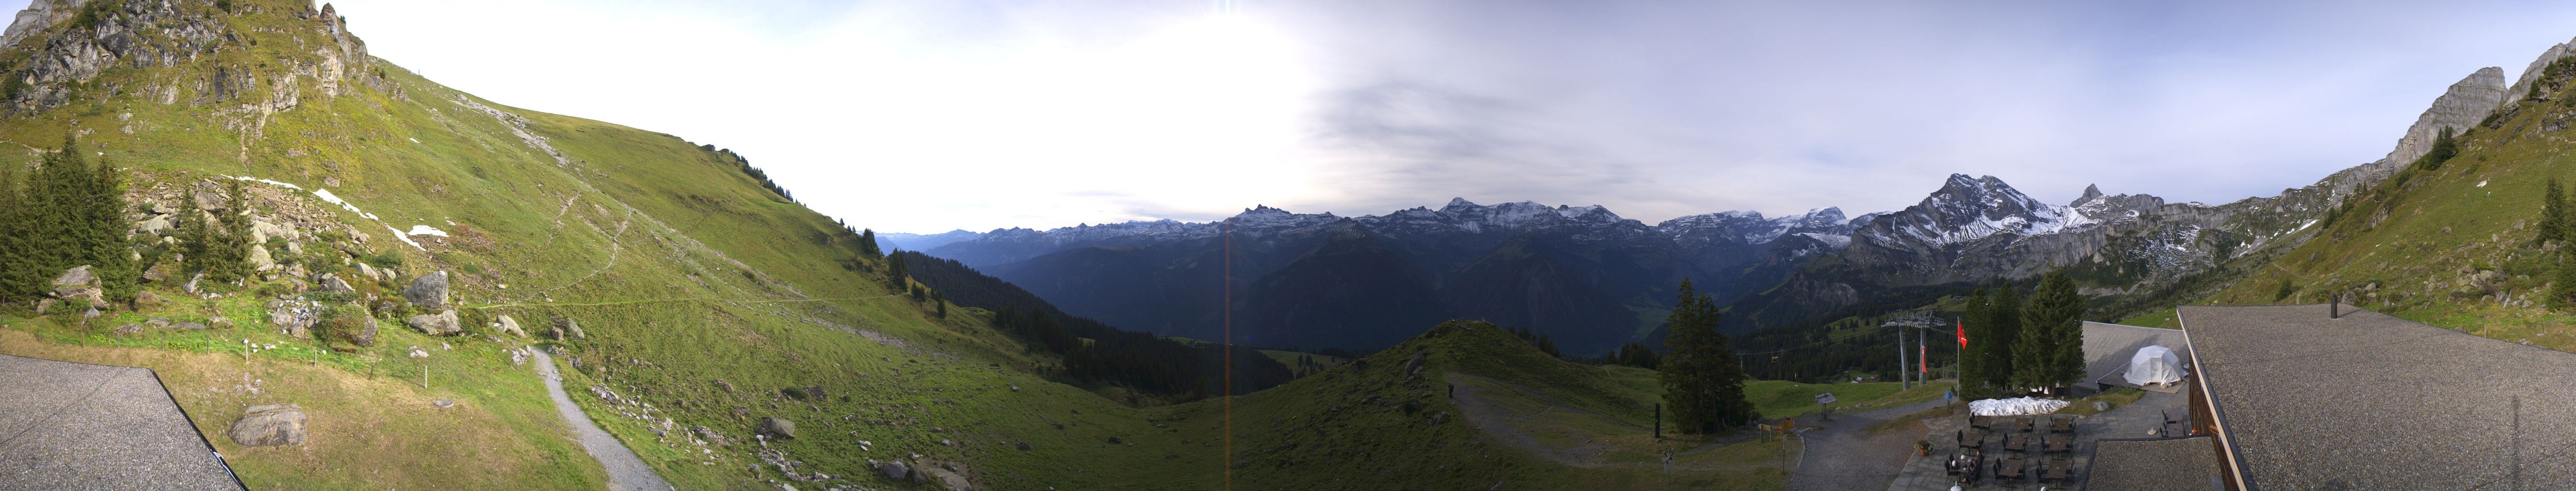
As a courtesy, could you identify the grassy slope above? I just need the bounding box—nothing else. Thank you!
[0,1,1176,489]
[1141,320,1785,491]
[2196,72,2576,352]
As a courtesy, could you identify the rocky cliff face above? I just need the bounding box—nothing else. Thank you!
[2344,67,2509,187]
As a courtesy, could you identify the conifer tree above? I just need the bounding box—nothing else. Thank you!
[2542,178,2568,246]
[1980,284,2022,389]
[1959,288,1993,393]
[1658,279,1754,433]
[2554,251,2576,312]
[0,162,34,304]
[2014,270,2085,391]
[885,250,910,291]
[931,290,947,318]
[84,156,134,304]
[198,180,254,283]
[859,229,881,258]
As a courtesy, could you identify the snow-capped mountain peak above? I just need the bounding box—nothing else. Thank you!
[1857,174,2098,248]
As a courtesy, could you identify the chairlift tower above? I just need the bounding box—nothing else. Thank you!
[1881,309,1946,390]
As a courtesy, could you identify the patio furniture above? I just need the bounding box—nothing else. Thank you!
[2004,433,2029,454]
[2043,434,2073,453]
[1949,450,1984,484]
[1970,415,1994,430]
[2011,416,2034,433]
[2050,415,2074,433]
[1996,456,2026,480]
[1959,428,1988,449]
[2041,456,2074,482]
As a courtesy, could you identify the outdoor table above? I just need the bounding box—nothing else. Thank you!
[2042,456,2074,481]
[1970,415,1993,430]
[1959,428,1987,449]
[2050,415,2074,433]
[2004,434,2028,453]
[2044,434,2073,453]
[2012,416,2034,433]
[1996,456,2026,479]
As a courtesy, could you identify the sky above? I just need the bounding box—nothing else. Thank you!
[54,0,2576,233]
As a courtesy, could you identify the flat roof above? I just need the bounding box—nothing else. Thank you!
[2082,321,2190,387]
[2181,304,2576,489]
[2087,436,2221,491]
[0,353,243,491]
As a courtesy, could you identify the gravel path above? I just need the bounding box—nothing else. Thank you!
[1788,399,1945,491]
[531,349,673,491]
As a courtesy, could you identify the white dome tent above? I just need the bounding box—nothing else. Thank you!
[2122,345,2185,386]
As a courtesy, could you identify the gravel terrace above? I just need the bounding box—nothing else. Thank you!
[1787,398,1946,491]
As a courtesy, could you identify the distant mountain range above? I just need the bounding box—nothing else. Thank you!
[913,47,2527,356]
[920,199,1865,353]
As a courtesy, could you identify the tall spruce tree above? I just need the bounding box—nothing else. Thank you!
[84,156,134,304]
[2554,251,2576,312]
[2015,270,2086,391]
[885,249,910,290]
[202,180,254,283]
[2543,178,2569,246]
[1981,284,2023,389]
[0,162,34,304]
[1658,279,1754,433]
[859,228,881,257]
[1959,288,1993,393]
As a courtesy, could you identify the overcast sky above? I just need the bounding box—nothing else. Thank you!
[69,0,2576,233]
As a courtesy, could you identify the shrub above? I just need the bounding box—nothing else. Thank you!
[363,250,403,269]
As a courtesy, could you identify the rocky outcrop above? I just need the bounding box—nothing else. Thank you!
[757,417,795,439]
[405,309,460,336]
[227,404,307,446]
[403,271,448,307]
[2348,67,2510,187]
[48,264,105,308]
[311,273,354,293]
[495,315,526,338]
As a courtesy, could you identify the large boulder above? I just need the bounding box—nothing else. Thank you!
[252,219,293,242]
[312,273,355,293]
[135,214,172,235]
[757,417,796,439]
[403,271,449,307]
[49,265,105,307]
[353,262,379,281]
[495,315,527,338]
[558,316,587,339]
[874,460,912,482]
[247,245,276,271]
[405,310,461,336]
[228,404,307,446]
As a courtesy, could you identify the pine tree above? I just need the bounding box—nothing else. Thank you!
[1959,288,1993,394]
[2554,251,2576,312]
[1658,279,1754,433]
[885,249,909,290]
[84,156,134,305]
[0,162,34,304]
[859,229,881,258]
[931,290,947,318]
[2543,178,2568,246]
[1982,284,2022,389]
[199,180,254,283]
[2420,127,2459,170]
[2015,270,2086,391]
